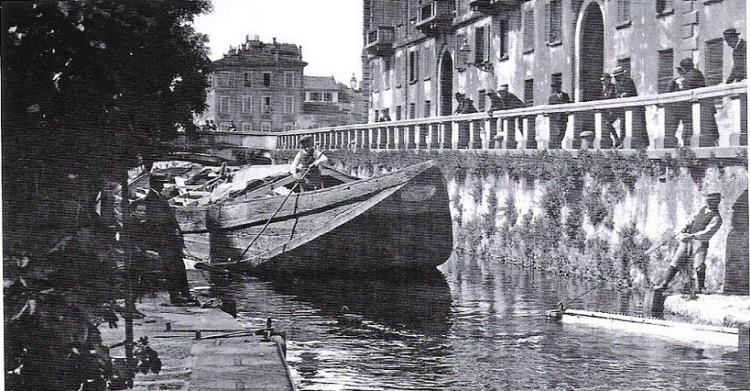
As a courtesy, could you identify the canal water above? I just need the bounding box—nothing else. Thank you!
[214,253,748,390]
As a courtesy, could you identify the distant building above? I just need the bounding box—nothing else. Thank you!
[212,36,307,132]
[363,0,746,122]
[297,76,367,129]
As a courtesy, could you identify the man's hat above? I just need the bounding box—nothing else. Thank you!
[724,27,740,37]
[498,84,509,90]
[455,92,465,98]
[679,57,695,69]
[150,172,169,183]
[705,192,722,202]
[300,135,314,146]
[611,66,626,77]
[600,72,611,80]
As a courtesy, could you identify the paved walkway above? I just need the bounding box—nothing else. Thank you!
[664,293,750,327]
[99,270,296,391]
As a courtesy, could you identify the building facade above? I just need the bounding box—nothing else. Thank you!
[297,76,367,129]
[363,0,746,123]
[212,36,306,132]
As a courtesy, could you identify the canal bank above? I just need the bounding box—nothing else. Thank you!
[98,269,296,391]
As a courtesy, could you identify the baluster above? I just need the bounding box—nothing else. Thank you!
[564,113,575,149]
[414,124,422,150]
[690,101,701,148]
[655,105,666,149]
[729,94,744,146]
[594,111,603,150]
[623,109,633,150]
[426,123,434,150]
[520,117,529,150]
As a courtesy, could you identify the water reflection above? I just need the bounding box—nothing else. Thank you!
[266,267,453,336]
[212,252,747,390]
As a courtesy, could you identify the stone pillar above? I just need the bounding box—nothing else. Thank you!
[725,190,749,295]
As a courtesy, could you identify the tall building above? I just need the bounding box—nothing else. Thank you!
[363,0,745,123]
[212,36,307,132]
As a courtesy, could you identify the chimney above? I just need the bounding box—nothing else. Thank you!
[254,34,260,41]
[245,35,249,42]
[273,37,277,45]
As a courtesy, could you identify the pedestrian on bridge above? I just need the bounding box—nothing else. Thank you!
[665,58,719,148]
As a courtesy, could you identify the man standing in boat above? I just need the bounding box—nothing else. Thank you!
[291,135,328,191]
[654,192,722,295]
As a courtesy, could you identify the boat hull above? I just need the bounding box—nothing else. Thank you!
[178,161,453,273]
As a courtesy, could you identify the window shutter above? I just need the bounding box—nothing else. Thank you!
[524,9,534,52]
[705,39,724,86]
[475,26,485,64]
[657,49,674,93]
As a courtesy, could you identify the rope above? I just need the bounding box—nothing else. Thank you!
[236,154,324,263]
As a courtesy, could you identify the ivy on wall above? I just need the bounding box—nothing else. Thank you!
[272,148,746,289]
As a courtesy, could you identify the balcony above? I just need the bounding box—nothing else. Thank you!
[415,0,454,35]
[365,26,395,57]
[468,0,494,13]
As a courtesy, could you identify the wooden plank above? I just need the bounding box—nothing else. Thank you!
[562,309,739,347]
[190,339,296,391]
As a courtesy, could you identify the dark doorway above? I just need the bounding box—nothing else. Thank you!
[439,51,454,116]
[579,4,604,102]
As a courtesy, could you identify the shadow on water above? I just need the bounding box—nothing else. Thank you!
[262,267,453,336]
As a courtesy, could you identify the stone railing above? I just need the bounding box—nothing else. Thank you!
[276,81,747,157]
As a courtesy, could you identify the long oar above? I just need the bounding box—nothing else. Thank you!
[236,154,324,263]
[644,232,679,256]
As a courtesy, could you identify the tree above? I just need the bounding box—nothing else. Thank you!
[2,1,213,389]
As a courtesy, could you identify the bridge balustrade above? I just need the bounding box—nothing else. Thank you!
[275,82,746,154]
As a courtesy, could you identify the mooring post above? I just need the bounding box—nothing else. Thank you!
[643,290,666,318]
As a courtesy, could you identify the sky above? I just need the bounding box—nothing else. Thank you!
[193,0,363,87]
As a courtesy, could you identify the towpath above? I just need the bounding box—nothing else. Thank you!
[99,270,296,391]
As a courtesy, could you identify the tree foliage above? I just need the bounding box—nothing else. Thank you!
[2,0,213,177]
[2,1,213,389]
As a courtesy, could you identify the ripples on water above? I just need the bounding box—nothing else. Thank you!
[215,254,749,390]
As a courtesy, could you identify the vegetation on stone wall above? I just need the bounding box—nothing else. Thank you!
[275,147,746,291]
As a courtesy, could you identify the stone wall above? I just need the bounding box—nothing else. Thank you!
[320,150,749,294]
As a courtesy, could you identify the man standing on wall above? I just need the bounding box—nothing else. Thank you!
[654,192,723,295]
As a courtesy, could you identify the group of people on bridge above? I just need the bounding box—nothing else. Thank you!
[453,27,746,150]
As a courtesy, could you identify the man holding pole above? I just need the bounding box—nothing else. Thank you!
[654,192,723,294]
[291,135,328,191]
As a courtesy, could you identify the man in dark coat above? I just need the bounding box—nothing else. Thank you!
[611,66,649,149]
[599,73,620,148]
[454,92,478,114]
[454,92,479,148]
[486,84,523,115]
[547,80,571,149]
[665,58,719,148]
[131,173,194,305]
[654,192,723,295]
[724,28,746,83]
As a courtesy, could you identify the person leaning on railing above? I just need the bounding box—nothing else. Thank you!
[665,58,719,148]
[611,66,649,149]
[547,80,571,149]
